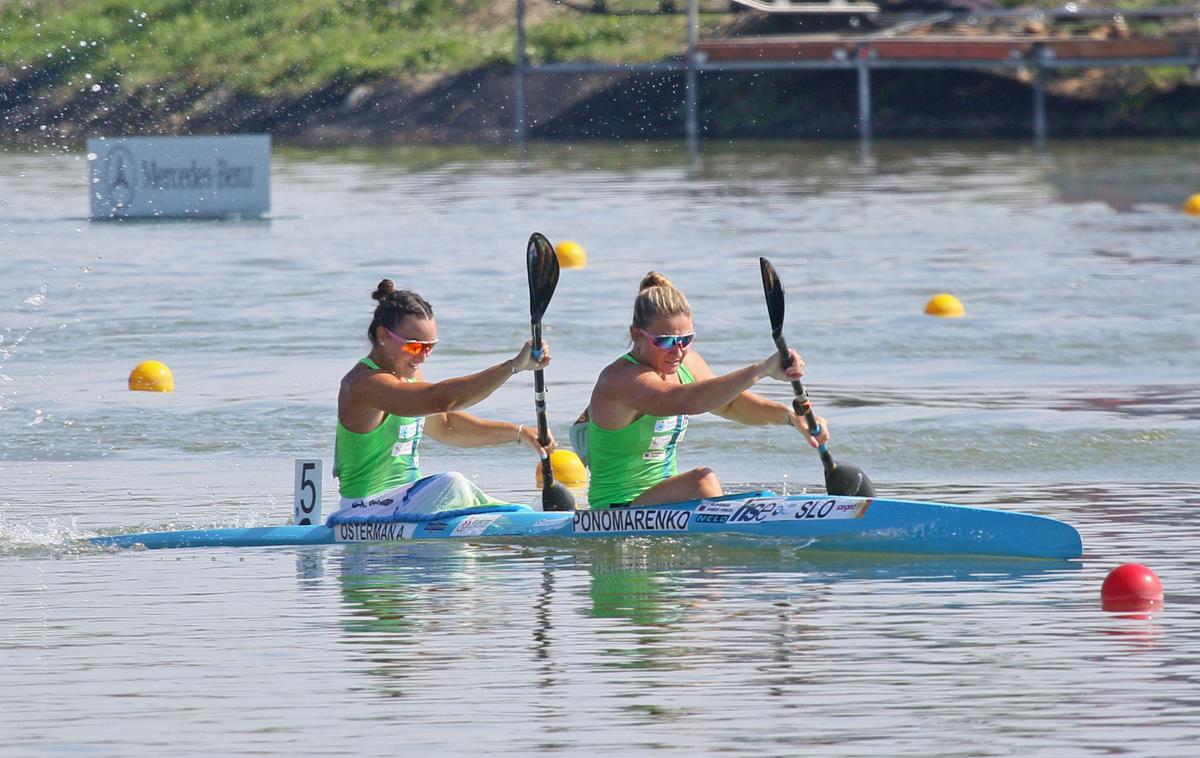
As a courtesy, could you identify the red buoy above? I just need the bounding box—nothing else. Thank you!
[1101,563,1164,612]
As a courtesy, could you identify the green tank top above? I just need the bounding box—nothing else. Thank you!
[586,354,694,509]
[335,358,424,500]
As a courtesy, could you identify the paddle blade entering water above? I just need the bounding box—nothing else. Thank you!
[542,481,577,512]
[826,463,876,498]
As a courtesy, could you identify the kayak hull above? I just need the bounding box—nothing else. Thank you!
[89,493,1083,559]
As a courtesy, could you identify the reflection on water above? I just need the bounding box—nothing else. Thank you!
[326,536,1083,680]
[270,525,1187,756]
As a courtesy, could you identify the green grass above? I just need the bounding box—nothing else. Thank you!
[0,0,1188,113]
[0,0,694,96]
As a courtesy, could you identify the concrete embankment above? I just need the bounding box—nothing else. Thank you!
[3,0,1198,146]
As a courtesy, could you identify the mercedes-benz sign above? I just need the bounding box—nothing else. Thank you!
[87,135,270,219]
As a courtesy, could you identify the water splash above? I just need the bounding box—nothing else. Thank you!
[20,284,48,310]
[0,511,89,558]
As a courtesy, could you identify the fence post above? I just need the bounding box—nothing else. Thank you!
[515,0,528,146]
[685,0,700,145]
[1032,45,1048,146]
[857,45,872,142]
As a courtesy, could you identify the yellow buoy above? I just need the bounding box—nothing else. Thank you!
[924,293,965,318]
[128,360,175,392]
[554,240,587,269]
[536,449,588,487]
[1184,194,1200,216]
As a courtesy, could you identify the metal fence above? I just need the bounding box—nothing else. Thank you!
[514,0,1200,143]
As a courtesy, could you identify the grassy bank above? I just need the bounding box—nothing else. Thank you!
[2,1,1197,143]
[0,0,692,96]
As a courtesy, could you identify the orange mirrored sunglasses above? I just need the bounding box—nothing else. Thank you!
[384,327,438,357]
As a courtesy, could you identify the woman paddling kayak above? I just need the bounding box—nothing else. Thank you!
[577,272,829,509]
[332,279,554,519]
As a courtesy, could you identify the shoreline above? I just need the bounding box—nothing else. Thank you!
[6,65,1200,149]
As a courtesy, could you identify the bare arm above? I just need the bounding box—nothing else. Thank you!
[425,411,556,456]
[681,350,830,448]
[595,347,805,420]
[590,350,768,419]
[348,360,518,418]
[687,350,788,425]
[343,339,548,420]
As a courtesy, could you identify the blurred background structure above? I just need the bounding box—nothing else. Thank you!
[2,1,1199,145]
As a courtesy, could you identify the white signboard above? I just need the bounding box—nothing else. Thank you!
[87,135,270,219]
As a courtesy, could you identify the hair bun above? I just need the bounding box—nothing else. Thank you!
[372,279,396,302]
[638,271,675,292]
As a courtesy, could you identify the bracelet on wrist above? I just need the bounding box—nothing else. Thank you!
[515,423,524,442]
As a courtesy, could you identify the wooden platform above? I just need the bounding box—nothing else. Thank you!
[513,2,1200,144]
[729,0,880,13]
[698,34,1200,63]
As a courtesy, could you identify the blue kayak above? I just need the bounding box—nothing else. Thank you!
[89,491,1083,559]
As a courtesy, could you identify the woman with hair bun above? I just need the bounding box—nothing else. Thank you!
[331,279,555,519]
[579,271,829,509]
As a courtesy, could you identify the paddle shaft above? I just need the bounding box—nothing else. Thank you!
[759,256,875,498]
[530,321,555,489]
[525,232,576,511]
[773,333,836,474]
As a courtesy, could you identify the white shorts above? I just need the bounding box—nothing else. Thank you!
[329,471,526,525]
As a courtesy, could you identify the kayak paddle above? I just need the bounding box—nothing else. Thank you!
[759,257,876,498]
[527,232,577,512]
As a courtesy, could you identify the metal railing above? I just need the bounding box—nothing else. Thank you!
[514,0,1200,145]
[731,0,880,14]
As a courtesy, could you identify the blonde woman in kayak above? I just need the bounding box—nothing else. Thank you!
[579,271,829,509]
[332,279,554,519]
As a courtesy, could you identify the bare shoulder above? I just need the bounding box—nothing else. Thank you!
[340,361,410,403]
[340,361,375,393]
[594,355,645,390]
[592,356,642,407]
[590,356,648,427]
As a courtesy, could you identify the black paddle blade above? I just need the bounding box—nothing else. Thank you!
[826,463,876,498]
[759,257,785,338]
[527,233,560,324]
[542,481,577,512]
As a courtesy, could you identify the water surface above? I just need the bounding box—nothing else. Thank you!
[2,139,1198,755]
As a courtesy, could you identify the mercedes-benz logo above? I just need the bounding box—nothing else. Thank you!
[102,145,136,210]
